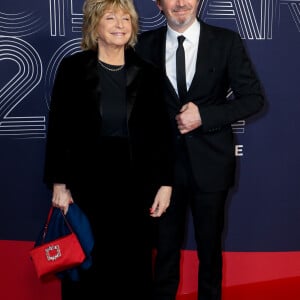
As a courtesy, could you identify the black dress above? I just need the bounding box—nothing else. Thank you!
[61,62,152,300]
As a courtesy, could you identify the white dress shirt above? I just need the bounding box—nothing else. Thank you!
[165,19,200,97]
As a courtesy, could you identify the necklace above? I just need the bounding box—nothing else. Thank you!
[98,60,125,72]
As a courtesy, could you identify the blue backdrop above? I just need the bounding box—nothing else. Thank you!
[0,0,300,253]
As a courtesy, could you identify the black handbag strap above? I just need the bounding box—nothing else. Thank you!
[41,206,73,244]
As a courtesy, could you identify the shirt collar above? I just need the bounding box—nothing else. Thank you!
[166,19,200,47]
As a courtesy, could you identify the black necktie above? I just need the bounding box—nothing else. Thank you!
[176,35,187,102]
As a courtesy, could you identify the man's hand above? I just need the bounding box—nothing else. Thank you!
[175,102,202,134]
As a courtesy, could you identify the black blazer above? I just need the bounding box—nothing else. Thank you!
[136,20,265,191]
[44,48,173,191]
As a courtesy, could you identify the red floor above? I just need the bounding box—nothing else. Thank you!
[1,240,300,300]
[178,277,300,300]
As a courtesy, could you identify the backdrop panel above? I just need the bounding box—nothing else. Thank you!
[0,0,300,299]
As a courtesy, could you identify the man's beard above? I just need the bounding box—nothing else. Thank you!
[169,13,195,29]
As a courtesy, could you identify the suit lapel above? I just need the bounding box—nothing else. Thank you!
[125,49,144,121]
[126,65,139,120]
[188,21,215,96]
[80,51,103,119]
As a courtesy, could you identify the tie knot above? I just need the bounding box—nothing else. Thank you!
[177,35,185,45]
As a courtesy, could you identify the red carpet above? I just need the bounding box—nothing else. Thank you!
[1,240,300,300]
[178,276,300,300]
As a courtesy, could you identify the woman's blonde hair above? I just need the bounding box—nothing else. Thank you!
[81,0,138,50]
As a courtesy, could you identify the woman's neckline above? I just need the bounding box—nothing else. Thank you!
[98,60,125,72]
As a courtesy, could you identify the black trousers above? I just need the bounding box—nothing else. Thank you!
[152,143,228,300]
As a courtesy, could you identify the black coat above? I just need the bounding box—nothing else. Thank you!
[136,21,265,191]
[43,48,173,192]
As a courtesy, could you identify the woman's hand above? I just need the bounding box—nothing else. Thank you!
[52,183,74,215]
[150,186,172,217]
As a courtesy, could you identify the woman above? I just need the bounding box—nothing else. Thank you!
[43,0,173,299]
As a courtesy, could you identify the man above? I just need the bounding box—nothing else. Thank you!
[135,0,265,300]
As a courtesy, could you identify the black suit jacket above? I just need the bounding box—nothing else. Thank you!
[44,48,173,191]
[136,20,265,191]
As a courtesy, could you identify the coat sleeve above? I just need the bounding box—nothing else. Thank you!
[43,57,74,187]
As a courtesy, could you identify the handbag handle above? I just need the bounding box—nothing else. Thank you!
[41,206,73,244]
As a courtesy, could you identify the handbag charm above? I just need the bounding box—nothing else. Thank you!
[45,244,61,261]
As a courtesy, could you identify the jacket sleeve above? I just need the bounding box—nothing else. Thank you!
[197,31,265,132]
[130,62,174,187]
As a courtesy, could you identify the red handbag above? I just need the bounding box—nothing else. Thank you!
[29,206,86,281]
